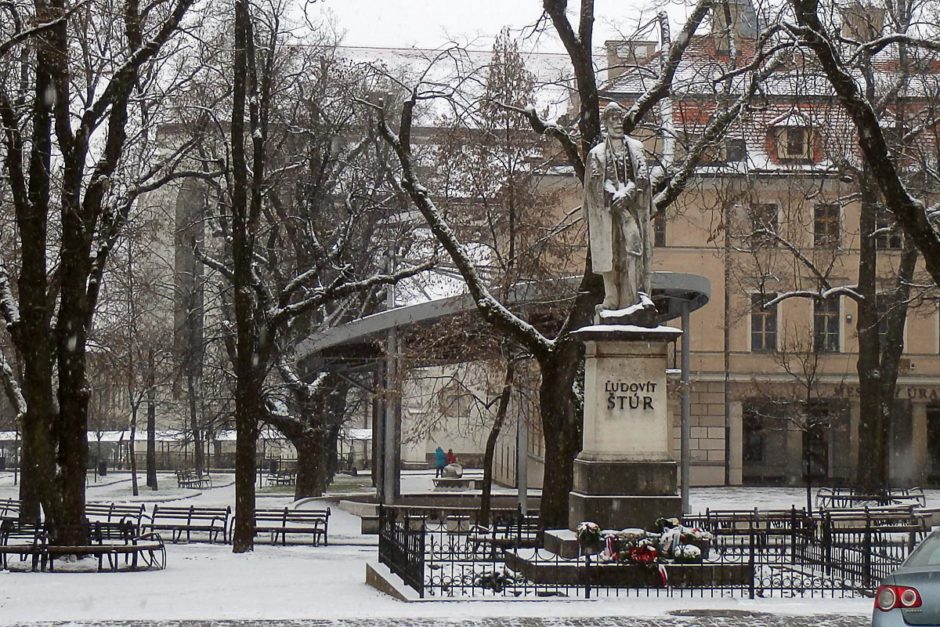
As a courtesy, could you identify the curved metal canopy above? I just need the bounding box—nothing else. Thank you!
[295,272,709,361]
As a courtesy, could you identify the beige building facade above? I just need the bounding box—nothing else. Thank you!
[496,17,940,489]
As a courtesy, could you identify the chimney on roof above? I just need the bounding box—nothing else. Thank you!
[840,1,885,42]
[604,40,658,82]
[712,0,759,50]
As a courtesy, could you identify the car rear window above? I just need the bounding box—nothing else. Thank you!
[905,533,940,567]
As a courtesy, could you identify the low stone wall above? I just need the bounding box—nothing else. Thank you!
[504,552,752,588]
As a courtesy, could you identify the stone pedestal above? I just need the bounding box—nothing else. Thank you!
[568,325,682,531]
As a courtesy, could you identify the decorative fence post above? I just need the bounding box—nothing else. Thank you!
[585,553,592,600]
[748,512,756,600]
[788,505,797,566]
[417,518,425,599]
[863,508,872,589]
[516,504,523,548]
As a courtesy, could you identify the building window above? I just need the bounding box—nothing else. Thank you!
[742,407,764,463]
[654,211,666,247]
[751,293,778,352]
[775,127,812,161]
[703,137,747,164]
[748,203,778,247]
[875,206,903,250]
[725,138,747,162]
[814,296,841,353]
[874,293,902,350]
[814,203,840,247]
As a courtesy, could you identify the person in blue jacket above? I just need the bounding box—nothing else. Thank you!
[434,446,446,478]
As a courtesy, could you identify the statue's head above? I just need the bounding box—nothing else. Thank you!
[602,102,625,138]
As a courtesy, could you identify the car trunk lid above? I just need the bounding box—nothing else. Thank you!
[891,569,940,625]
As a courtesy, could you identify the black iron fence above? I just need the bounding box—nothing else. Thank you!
[378,504,928,600]
[377,504,538,599]
[377,505,425,596]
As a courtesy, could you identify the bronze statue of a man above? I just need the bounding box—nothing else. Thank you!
[583,102,653,312]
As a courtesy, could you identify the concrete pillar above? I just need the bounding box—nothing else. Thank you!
[727,401,743,485]
[913,402,928,485]
[849,400,860,483]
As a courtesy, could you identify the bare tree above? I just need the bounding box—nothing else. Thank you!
[786,0,940,281]
[728,0,940,491]
[0,0,199,537]
[90,211,177,494]
[183,2,433,551]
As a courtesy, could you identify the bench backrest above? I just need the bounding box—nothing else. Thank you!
[151,505,231,523]
[822,508,925,528]
[0,519,45,545]
[85,503,146,526]
[254,508,330,524]
[687,508,815,535]
[817,486,927,509]
[88,520,135,544]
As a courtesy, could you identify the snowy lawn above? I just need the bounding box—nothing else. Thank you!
[0,471,888,622]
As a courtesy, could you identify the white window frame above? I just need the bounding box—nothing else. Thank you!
[775,127,812,161]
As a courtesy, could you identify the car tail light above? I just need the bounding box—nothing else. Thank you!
[875,585,922,611]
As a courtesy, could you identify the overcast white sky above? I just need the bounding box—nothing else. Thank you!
[312,0,677,52]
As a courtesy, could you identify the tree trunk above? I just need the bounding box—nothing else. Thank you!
[147,369,158,490]
[146,349,158,489]
[288,375,351,499]
[294,434,330,499]
[129,405,139,497]
[13,12,58,528]
[230,0,258,553]
[18,407,55,524]
[55,340,90,544]
[479,361,514,528]
[231,374,260,552]
[228,0,270,553]
[537,344,584,529]
[188,371,204,474]
[325,425,340,488]
[855,173,886,493]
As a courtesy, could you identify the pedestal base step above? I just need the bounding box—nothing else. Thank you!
[505,550,752,588]
[568,492,681,532]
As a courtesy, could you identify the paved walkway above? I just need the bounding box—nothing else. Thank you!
[33,615,868,626]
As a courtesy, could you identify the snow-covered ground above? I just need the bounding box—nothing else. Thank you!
[0,470,884,623]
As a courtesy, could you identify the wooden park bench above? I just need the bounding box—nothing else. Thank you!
[0,518,45,571]
[253,507,330,546]
[44,521,166,572]
[176,469,212,489]
[1,518,166,572]
[684,507,816,556]
[85,503,148,535]
[816,486,927,510]
[691,507,814,535]
[268,470,297,487]
[145,505,231,544]
[468,511,542,556]
[819,506,928,542]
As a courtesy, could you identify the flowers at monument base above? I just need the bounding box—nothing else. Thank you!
[674,543,703,564]
[578,519,714,567]
[657,518,713,561]
[597,528,650,563]
[627,538,659,565]
[576,521,602,554]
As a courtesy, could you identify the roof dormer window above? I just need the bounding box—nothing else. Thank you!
[769,110,815,163]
